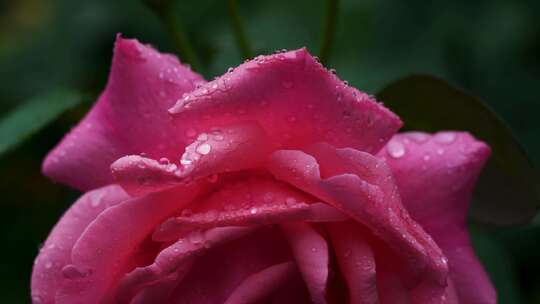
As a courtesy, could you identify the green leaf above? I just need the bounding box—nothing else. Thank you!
[377,75,540,225]
[469,225,522,303]
[0,88,83,156]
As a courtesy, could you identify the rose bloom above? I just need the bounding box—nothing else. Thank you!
[31,36,496,304]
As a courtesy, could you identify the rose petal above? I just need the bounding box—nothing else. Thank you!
[55,184,203,304]
[269,270,312,304]
[327,221,378,304]
[155,202,346,242]
[377,271,410,304]
[267,148,449,302]
[31,185,129,304]
[117,227,253,303]
[169,48,401,154]
[170,226,292,303]
[111,122,275,196]
[379,131,495,304]
[281,223,329,304]
[111,155,182,196]
[152,177,345,242]
[224,261,296,304]
[129,271,187,304]
[43,35,205,191]
[176,122,276,181]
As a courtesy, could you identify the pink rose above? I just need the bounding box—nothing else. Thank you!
[32,36,496,304]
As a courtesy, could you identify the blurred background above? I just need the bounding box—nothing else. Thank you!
[0,0,539,302]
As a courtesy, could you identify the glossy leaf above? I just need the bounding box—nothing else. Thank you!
[0,88,83,157]
[377,75,540,225]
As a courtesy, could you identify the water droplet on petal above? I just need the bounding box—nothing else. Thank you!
[180,158,193,165]
[249,207,258,215]
[263,192,274,203]
[387,140,406,158]
[32,295,43,303]
[205,210,218,221]
[197,133,208,141]
[62,264,90,279]
[188,230,204,244]
[196,143,212,155]
[181,209,193,217]
[45,261,53,269]
[406,132,429,144]
[159,157,170,165]
[285,197,297,206]
[434,132,456,144]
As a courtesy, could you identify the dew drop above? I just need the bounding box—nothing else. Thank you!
[197,133,208,141]
[62,264,90,279]
[249,207,258,215]
[180,158,193,165]
[45,261,53,269]
[434,132,456,144]
[196,143,212,155]
[188,230,204,244]
[407,132,429,144]
[205,210,218,221]
[285,197,297,206]
[159,157,170,165]
[263,192,275,203]
[181,209,193,217]
[386,140,406,158]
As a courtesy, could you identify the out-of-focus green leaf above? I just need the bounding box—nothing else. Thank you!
[377,75,540,225]
[469,225,522,303]
[0,88,82,156]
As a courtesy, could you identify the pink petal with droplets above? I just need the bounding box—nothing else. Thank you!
[267,147,449,302]
[111,122,275,196]
[31,185,129,304]
[42,35,205,191]
[281,223,329,304]
[176,122,275,181]
[155,202,346,242]
[55,184,203,304]
[379,131,495,304]
[111,155,182,196]
[224,261,297,304]
[169,48,401,154]
[152,177,345,242]
[327,221,378,304]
